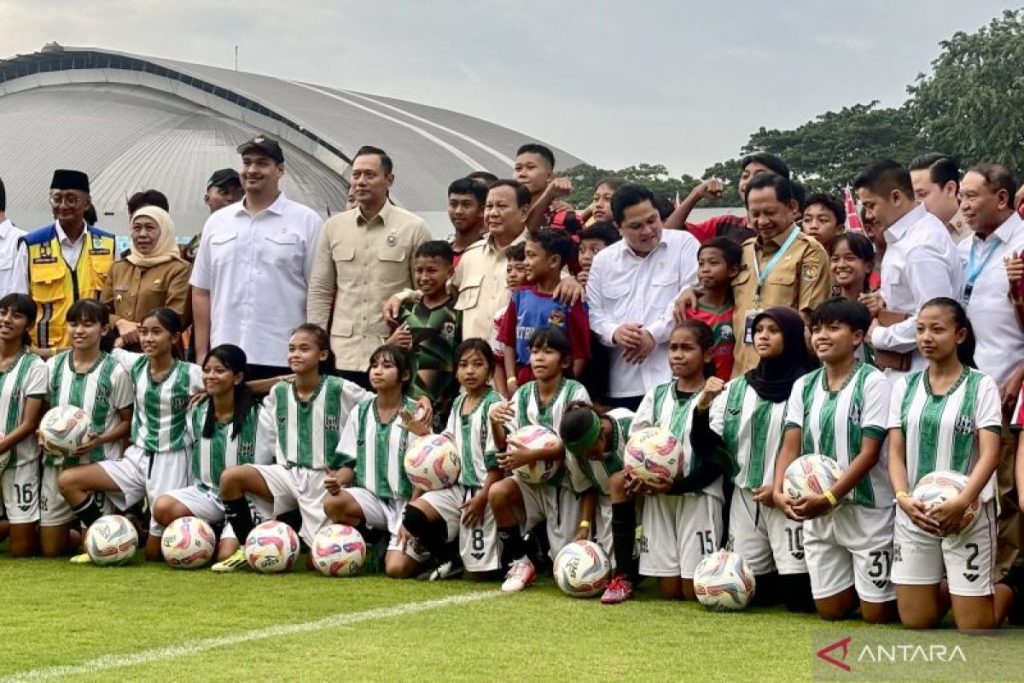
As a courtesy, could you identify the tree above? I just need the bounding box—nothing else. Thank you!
[561,163,733,211]
[908,9,1024,176]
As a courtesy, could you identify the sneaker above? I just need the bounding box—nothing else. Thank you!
[211,548,248,573]
[600,574,635,605]
[69,553,92,565]
[429,559,465,582]
[501,557,536,593]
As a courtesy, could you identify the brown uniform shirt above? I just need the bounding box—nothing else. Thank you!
[101,258,192,328]
[731,224,830,377]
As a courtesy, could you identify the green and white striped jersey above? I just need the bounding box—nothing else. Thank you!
[46,351,133,466]
[0,350,47,469]
[709,376,788,490]
[889,368,1001,502]
[785,362,892,507]
[112,349,203,453]
[443,389,503,488]
[186,400,265,491]
[633,382,723,500]
[486,378,591,490]
[572,408,631,495]
[336,396,418,500]
[259,376,371,470]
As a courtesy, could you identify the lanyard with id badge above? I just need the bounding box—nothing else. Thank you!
[744,227,800,344]
[961,237,1001,307]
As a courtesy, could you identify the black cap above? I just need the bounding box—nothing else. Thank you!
[237,135,284,163]
[51,169,90,193]
[207,168,241,190]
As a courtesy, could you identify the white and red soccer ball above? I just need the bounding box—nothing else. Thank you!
[404,434,461,492]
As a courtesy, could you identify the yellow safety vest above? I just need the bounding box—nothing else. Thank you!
[22,224,115,348]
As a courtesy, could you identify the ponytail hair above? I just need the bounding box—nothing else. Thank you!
[0,293,38,347]
[292,323,337,376]
[920,297,976,369]
[201,344,255,440]
[140,307,185,358]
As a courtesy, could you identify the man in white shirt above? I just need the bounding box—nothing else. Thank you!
[959,163,1024,581]
[855,159,962,373]
[191,135,323,380]
[909,153,972,243]
[587,184,700,409]
[0,178,26,295]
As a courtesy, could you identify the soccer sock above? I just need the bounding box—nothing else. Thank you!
[402,506,448,559]
[222,496,255,546]
[355,523,385,545]
[610,502,637,580]
[780,573,816,613]
[498,525,527,566]
[751,572,781,607]
[71,494,104,527]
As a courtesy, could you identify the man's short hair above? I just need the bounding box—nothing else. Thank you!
[804,192,846,225]
[467,170,498,186]
[968,164,1019,207]
[698,236,742,267]
[506,242,527,262]
[744,173,797,206]
[909,153,960,191]
[414,239,455,264]
[740,152,790,179]
[611,184,656,225]
[516,143,555,169]
[489,179,531,208]
[127,189,170,215]
[579,221,621,247]
[527,227,574,268]
[448,177,487,205]
[853,159,914,198]
[353,145,393,175]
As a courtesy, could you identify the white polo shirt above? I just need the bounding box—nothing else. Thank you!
[959,212,1024,386]
[190,193,323,367]
[0,219,27,295]
[587,228,700,398]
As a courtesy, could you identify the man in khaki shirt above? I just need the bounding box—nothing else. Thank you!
[307,146,431,387]
[731,174,830,376]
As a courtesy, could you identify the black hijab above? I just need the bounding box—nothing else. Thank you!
[745,306,810,403]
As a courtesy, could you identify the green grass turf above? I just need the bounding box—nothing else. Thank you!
[0,550,912,683]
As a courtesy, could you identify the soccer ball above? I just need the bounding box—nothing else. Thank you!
[623,426,683,487]
[311,524,366,577]
[553,541,612,598]
[39,405,91,458]
[693,550,756,611]
[912,471,980,534]
[784,454,844,500]
[245,520,300,573]
[85,515,138,566]
[161,516,217,569]
[404,434,461,492]
[507,425,563,484]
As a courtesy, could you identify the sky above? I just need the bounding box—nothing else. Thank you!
[0,0,1013,177]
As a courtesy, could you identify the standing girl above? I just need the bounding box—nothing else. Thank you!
[830,232,876,302]
[41,299,133,557]
[0,294,47,557]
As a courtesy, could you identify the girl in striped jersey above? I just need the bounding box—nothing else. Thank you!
[41,300,133,557]
[487,326,591,593]
[631,321,728,601]
[0,294,47,557]
[325,344,429,579]
[214,325,372,572]
[707,306,814,611]
[774,298,897,623]
[889,298,1020,629]
[559,401,633,604]
[153,344,264,562]
[60,308,203,562]
[401,339,504,581]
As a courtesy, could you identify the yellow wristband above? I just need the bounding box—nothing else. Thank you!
[823,489,838,507]
[578,520,591,529]
[895,491,910,500]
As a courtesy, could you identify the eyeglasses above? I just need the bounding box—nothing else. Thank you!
[49,193,84,208]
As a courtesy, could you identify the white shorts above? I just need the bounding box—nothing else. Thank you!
[164,484,261,541]
[516,480,581,560]
[249,464,327,546]
[804,504,896,602]
[0,460,40,524]
[345,486,426,562]
[728,488,807,576]
[639,494,723,579]
[419,485,500,572]
[40,465,112,527]
[101,445,191,536]
[892,500,997,597]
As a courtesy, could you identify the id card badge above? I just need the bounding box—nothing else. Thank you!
[743,308,763,345]
[961,284,973,308]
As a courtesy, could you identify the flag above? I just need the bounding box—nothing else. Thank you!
[843,186,863,232]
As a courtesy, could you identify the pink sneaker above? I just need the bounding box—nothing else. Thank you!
[600,574,635,604]
[501,557,537,593]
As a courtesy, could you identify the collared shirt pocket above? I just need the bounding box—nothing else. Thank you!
[259,232,302,269]
[332,244,357,282]
[455,272,484,311]
[209,231,238,266]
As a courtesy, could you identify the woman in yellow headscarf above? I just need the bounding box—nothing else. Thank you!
[101,206,191,349]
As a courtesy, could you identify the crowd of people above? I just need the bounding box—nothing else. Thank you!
[1,132,1024,631]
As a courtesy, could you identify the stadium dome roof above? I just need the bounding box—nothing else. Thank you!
[0,43,584,234]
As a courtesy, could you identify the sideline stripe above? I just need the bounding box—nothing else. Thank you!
[2,591,499,682]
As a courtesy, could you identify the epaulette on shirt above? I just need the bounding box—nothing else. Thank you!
[21,223,113,246]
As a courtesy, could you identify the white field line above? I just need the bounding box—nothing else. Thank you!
[2,591,499,682]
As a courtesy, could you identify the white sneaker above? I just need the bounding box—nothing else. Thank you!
[429,559,464,582]
[501,557,537,593]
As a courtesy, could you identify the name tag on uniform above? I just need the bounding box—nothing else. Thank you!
[32,255,58,265]
[743,309,763,345]
[88,248,111,256]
